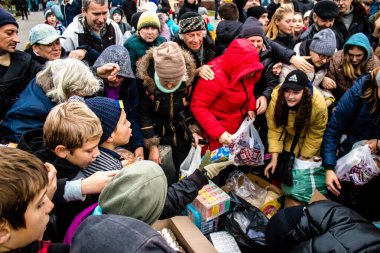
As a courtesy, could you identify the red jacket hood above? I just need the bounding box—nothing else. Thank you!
[221,38,264,89]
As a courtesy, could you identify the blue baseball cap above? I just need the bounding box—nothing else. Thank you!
[29,24,61,45]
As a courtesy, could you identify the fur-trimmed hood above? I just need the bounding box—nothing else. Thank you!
[136,45,196,94]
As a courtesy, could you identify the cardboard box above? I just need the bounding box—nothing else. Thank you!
[152,216,217,253]
[284,190,328,208]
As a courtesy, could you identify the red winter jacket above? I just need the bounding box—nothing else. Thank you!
[190,39,264,151]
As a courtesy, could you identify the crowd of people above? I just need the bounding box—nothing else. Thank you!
[1,0,380,251]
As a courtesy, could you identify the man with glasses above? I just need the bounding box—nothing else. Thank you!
[331,0,370,49]
[301,0,339,42]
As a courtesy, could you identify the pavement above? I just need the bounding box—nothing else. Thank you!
[16,11,45,50]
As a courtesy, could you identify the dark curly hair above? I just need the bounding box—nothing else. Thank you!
[274,87,313,135]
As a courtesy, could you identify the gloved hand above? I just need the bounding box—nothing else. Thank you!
[203,160,234,179]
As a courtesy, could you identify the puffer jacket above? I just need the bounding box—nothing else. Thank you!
[266,85,328,158]
[321,75,380,168]
[190,39,264,151]
[124,34,167,74]
[136,45,198,147]
[288,200,380,253]
[215,20,242,56]
[326,45,380,101]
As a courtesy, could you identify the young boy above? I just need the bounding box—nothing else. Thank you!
[0,147,70,252]
[17,100,117,241]
[110,7,131,34]
[44,8,65,35]
[215,3,243,55]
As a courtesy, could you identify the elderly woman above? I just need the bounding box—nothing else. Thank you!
[124,11,166,74]
[324,33,380,101]
[137,41,201,180]
[322,67,380,221]
[2,58,102,143]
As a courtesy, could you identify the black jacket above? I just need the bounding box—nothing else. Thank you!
[288,200,380,253]
[332,2,370,49]
[122,0,137,24]
[215,20,242,56]
[0,51,42,120]
[273,33,296,50]
[178,0,200,20]
[18,129,98,242]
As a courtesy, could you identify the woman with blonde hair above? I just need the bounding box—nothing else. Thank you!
[324,33,380,101]
[266,6,295,49]
[322,66,380,221]
[2,58,102,143]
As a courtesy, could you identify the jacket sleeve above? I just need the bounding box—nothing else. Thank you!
[159,170,208,219]
[125,40,138,74]
[261,62,279,101]
[190,78,226,140]
[138,82,160,147]
[300,92,328,158]
[268,40,296,64]
[61,28,77,52]
[267,1,281,21]
[321,77,364,167]
[265,87,284,153]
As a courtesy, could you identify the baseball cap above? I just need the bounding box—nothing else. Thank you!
[29,24,61,45]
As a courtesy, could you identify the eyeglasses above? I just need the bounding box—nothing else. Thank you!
[317,54,332,61]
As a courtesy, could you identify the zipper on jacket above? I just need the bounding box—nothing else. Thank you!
[169,93,176,145]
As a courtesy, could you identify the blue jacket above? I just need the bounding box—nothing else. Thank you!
[321,75,380,168]
[2,79,55,143]
[61,0,82,27]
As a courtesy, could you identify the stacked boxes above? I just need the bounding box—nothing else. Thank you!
[192,181,231,222]
[185,204,219,235]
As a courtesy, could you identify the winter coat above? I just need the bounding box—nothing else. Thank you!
[190,39,264,151]
[215,20,242,56]
[124,34,167,74]
[2,79,55,143]
[18,129,99,241]
[300,23,319,42]
[158,0,171,13]
[174,35,216,68]
[110,7,131,34]
[178,0,200,20]
[233,0,248,23]
[331,1,370,49]
[167,18,179,40]
[60,0,82,27]
[288,200,380,253]
[322,75,380,167]
[46,1,65,23]
[273,33,296,50]
[122,0,137,24]
[281,40,333,100]
[136,45,198,147]
[61,15,123,65]
[326,50,380,101]
[0,51,42,121]
[266,85,328,158]
[17,241,70,253]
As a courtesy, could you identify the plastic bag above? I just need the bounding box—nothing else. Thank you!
[223,193,268,253]
[336,144,380,186]
[180,145,201,177]
[225,171,268,209]
[229,117,265,166]
[282,158,326,203]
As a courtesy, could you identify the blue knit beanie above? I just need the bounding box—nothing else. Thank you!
[85,97,124,143]
[0,8,18,28]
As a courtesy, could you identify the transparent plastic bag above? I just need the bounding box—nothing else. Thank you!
[336,144,380,186]
[180,145,202,177]
[229,117,265,166]
[226,171,268,208]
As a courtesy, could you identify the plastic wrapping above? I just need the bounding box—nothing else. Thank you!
[180,145,202,177]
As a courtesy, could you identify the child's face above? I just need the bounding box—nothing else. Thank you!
[201,13,208,20]
[303,17,310,28]
[293,14,304,33]
[112,13,122,23]
[5,188,54,249]
[47,14,56,25]
[112,109,132,147]
[66,138,101,168]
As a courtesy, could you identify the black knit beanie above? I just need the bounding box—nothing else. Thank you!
[0,8,18,28]
[247,6,268,20]
[241,17,264,38]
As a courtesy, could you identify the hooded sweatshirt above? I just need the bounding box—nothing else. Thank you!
[110,7,131,34]
[215,20,243,56]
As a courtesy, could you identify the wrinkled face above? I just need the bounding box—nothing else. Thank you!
[247,35,264,52]
[7,188,54,249]
[183,30,204,51]
[83,2,109,33]
[293,14,304,32]
[33,39,62,60]
[335,0,353,14]
[348,46,366,66]
[314,14,335,29]
[310,50,331,67]
[258,13,270,29]
[47,14,57,25]
[112,13,122,23]
[276,13,294,35]
[284,88,304,107]
[65,138,101,168]
[112,109,132,146]
[139,26,159,43]
[0,24,19,53]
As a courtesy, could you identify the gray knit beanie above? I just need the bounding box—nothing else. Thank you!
[309,28,336,57]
